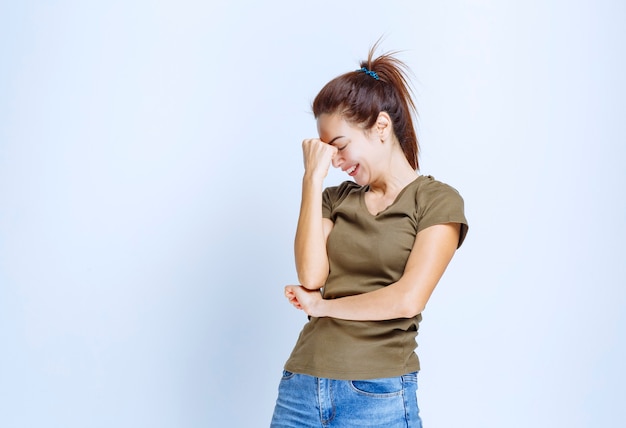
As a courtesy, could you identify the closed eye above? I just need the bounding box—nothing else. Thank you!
[326,136,348,151]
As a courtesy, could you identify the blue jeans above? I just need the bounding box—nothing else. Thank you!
[270,371,422,427]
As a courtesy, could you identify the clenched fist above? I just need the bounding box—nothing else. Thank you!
[301,138,337,181]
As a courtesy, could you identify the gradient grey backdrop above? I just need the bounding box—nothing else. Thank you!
[1,1,624,427]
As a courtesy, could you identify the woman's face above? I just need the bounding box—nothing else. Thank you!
[317,113,381,185]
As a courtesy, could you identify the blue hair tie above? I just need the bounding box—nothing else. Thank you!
[358,66,380,80]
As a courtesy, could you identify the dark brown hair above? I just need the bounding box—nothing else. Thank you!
[312,43,419,170]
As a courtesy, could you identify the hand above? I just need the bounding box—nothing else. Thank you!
[301,138,337,180]
[284,285,325,317]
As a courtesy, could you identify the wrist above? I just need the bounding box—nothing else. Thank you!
[302,172,325,186]
[313,295,329,318]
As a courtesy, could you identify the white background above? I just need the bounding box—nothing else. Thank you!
[1,1,624,427]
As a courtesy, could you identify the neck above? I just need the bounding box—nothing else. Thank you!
[367,151,418,197]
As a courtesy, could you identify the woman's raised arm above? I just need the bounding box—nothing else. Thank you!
[294,139,336,290]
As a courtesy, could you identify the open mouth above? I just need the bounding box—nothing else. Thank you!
[346,164,359,176]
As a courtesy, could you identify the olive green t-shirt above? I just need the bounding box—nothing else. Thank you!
[284,175,468,380]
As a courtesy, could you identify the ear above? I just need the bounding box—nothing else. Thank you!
[375,111,392,142]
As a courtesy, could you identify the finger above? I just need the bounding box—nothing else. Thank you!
[329,145,338,158]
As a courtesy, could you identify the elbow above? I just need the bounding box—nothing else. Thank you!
[397,299,426,319]
[295,259,329,290]
[297,272,327,290]
[399,306,424,319]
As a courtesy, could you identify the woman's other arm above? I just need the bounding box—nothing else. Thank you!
[286,222,461,318]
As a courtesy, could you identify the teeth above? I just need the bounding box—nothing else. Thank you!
[347,165,356,174]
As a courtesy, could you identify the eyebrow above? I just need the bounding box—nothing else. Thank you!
[327,136,344,145]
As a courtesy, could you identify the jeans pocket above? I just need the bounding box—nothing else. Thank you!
[349,377,404,397]
[281,370,296,380]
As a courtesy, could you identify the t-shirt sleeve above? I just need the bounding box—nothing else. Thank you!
[322,187,334,219]
[322,181,359,220]
[416,179,469,248]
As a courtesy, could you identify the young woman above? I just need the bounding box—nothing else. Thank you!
[270,44,469,428]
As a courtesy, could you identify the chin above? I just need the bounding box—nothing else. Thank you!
[352,176,369,186]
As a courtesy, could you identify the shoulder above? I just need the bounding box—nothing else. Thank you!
[412,175,464,207]
[322,180,363,217]
[323,180,363,203]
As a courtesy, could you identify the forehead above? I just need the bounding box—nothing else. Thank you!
[316,114,358,143]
